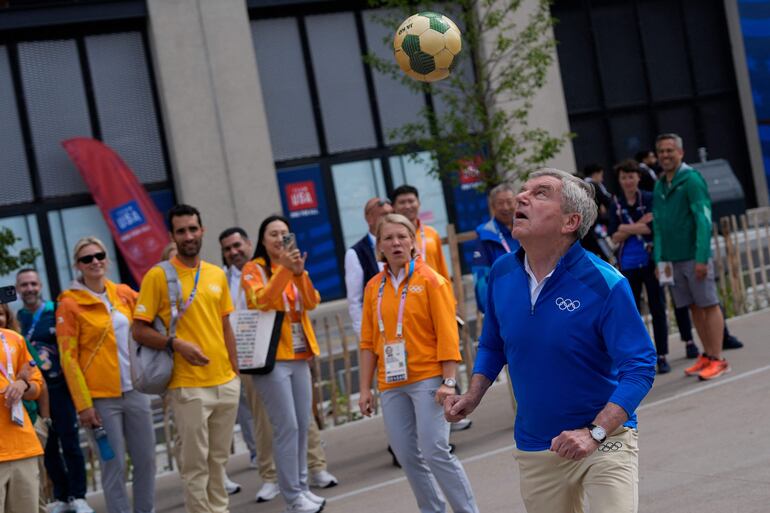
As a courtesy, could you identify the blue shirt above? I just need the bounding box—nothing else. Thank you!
[472,217,520,313]
[17,300,63,383]
[607,191,654,271]
[473,242,656,451]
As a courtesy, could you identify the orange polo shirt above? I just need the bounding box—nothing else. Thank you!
[0,328,44,462]
[415,220,450,282]
[360,259,461,391]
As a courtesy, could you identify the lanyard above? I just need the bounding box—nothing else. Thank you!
[25,302,47,341]
[377,259,415,339]
[496,223,512,254]
[0,332,15,382]
[282,283,302,314]
[179,264,202,316]
[418,224,427,260]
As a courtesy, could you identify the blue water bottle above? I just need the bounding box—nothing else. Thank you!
[93,426,115,461]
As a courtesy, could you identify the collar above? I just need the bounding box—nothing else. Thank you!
[523,254,557,285]
[516,240,584,273]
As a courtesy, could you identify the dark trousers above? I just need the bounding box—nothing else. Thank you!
[622,263,668,356]
[45,381,87,501]
[674,305,693,342]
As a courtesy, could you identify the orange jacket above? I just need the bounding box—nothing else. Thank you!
[241,258,321,360]
[0,328,44,463]
[415,221,450,282]
[57,280,138,412]
[360,259,461,390]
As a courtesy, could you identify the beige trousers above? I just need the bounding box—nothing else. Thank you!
[169,377,240,513]
[241,372,326,483]
[514,428,639,513]
[0,456,39,513]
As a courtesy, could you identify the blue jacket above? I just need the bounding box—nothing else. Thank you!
[473,241,656,451]
[472,217,520,313]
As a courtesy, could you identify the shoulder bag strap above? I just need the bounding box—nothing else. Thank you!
[158,261,182,338]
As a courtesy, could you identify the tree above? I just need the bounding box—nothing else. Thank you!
[367,0,570,190]
[0,227,40,277]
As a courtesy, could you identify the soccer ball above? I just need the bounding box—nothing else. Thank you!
[393,12,462,83]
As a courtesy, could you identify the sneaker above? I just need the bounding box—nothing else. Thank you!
[303,490,326,508]
[685,341,700,359]
[50,501,74,513]
[657,357,671,374]
[723,335,744,350]
[450,418,473,432]
[69,499,94,513]
[284,493,322,513]
[684,354,710,376]
[224,475,241,495]
[309,469,338,489]
[256,481,281,503]
[249,452,258,469]
[698,358,731,381]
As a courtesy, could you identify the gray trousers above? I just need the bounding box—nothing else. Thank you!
[235,385,256,455]
[252,361,312,503]
[381,377,479,513]
[92,390,156,513]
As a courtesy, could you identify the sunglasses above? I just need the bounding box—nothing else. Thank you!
[365,198,391,214]
[77,252,107,264]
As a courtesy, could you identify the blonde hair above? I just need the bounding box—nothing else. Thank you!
[375,213,418,262]
[161,242,177,261]
[0,303,20,333]
[72,236,109,264]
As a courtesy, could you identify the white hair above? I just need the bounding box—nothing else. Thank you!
[656,133,683,150]
[488,182,516,202]
[529,168,598,239]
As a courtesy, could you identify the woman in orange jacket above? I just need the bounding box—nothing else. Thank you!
[358,213,479,513]
[241,215,325,513]
[56,237,156,513]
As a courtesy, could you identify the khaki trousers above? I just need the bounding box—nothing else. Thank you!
[169,377,240,513]
[514,428,639,513]
[0,457,39,513]
[242,372,327,483]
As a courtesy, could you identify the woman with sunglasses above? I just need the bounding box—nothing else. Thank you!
[358,213,479,513]
[56,237,156,513]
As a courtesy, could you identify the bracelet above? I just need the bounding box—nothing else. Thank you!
[21,379,31,392]
[166,337,175,352]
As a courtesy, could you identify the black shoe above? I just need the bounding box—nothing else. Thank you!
[657,357,671,374]
[449,443,455,454]
[387,445,401,468]
[723,335,744,350]
[685,341,700,359]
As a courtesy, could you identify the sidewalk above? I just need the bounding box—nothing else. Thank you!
[86,311,770,513]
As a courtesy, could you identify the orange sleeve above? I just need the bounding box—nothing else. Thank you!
[241,261,293,311]
[432,230,450,282]
[359,281,376,352]
[428,276,462,362]
[56,298,92,412]
[119,284,139,319]
[293,271,321,311]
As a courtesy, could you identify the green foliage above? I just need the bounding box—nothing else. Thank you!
[0,227,40,276]
[367,0,571,190]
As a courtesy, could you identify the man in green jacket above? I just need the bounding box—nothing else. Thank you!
[652,133,729,381]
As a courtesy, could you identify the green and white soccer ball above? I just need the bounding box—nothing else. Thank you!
[393,11,462,83]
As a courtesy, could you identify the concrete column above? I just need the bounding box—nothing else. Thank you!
[147,0,281,259]
[476,0,576,179]
[724,0,769,206]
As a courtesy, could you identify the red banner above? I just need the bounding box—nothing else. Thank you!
[62,138,169,282]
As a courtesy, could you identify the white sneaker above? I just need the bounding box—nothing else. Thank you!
[224,475,241,495]
[256,481,281,503]
[69,498,94,513]
[303,490,326,507]
[284,493,322,513]
[309,469,338,489]
[49,501,73,513]
[450,418,473,432]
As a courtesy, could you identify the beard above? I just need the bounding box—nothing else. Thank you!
[178,239,202,257]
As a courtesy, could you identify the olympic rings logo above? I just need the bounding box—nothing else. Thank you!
[598,441,623,452]
[555,297,581,311]
[408,285,424,293]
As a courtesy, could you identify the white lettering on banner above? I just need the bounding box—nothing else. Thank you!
[289,209,319,219]
[230,310,278,370]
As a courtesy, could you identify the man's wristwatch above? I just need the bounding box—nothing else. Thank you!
[587,423,607,444]
[442,378,457,388]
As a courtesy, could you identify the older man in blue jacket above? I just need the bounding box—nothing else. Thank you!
[446,169,656,513]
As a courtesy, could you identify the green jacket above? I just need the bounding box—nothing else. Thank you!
[652,163,712,264]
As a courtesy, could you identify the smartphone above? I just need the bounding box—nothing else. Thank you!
[0,285,17,305]
[282,233,297,252]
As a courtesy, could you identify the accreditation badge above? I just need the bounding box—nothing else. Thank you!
[384,340,407,383]
[291,322,308,353]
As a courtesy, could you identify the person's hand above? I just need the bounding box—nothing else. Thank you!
[434,384,456,406]
[639,212,653,224]
[695,263,708,280]
[358,388,375,417]
[1,380,27,408]
[78,407,102,428]
[550,429,599,460]
[173,338,210,366]
[444,391,481,422]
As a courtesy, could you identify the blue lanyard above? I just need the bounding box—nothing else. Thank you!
[495,221,512,254]
[179,264,202,316]
[25,302,47,341]
[377,259,415,339]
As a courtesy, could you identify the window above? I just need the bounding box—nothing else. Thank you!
[331,159,387,248]
[0,215,50,312]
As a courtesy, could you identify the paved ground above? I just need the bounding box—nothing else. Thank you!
[87,311,770,513]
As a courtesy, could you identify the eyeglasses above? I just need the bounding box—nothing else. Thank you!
[77,252,107,264]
